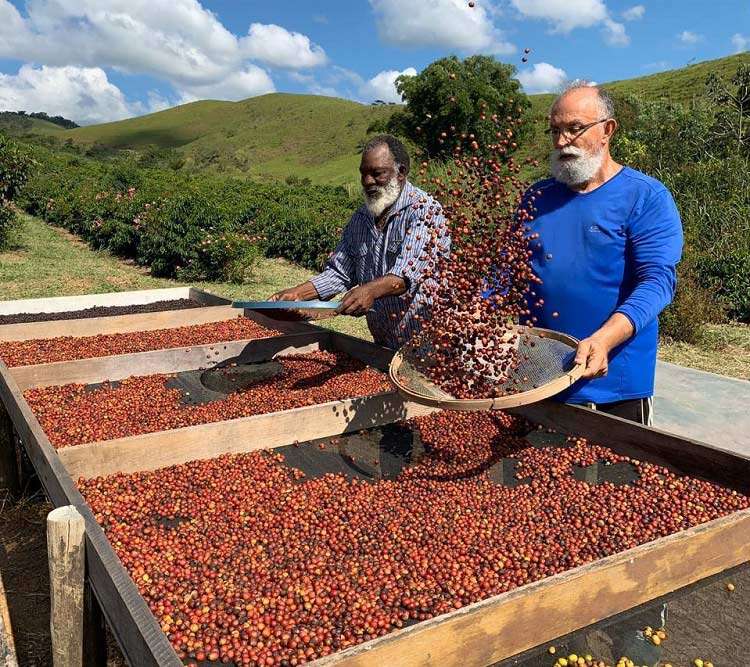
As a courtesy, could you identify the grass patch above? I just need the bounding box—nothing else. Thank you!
[0,214,372,340]
[659,323,750,380]
[5,214,748,375]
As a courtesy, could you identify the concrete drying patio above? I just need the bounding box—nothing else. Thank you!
[655,361,750,456]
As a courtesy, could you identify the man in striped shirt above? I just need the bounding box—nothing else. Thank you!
[270,135,448,350]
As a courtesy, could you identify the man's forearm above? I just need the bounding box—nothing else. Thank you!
[277,281,320,301]
[591,312,635,351]
[365,274,407,300]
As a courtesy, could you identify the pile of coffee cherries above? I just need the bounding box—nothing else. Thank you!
[0,317,280,367]
[78,411,749,666]
[26,351,390,447]
[397,97,543,399]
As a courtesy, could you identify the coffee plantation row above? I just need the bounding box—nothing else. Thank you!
[19,144,359,283]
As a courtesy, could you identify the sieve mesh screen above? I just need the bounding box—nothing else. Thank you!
[392,327,582,407]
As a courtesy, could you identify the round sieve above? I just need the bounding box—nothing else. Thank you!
[389,325,585,411]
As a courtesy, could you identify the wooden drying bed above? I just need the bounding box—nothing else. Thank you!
[0,287,748,666]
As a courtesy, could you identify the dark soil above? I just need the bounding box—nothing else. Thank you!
[0,489,125,666]
[0,299,204,326]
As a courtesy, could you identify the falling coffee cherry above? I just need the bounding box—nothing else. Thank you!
[468,0,475,6]
[524,47,531,54]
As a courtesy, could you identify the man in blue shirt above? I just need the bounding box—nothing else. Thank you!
[525,83,683,424]
[270,135,447,349]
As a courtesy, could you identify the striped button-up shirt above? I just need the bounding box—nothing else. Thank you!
[311,181,448,349]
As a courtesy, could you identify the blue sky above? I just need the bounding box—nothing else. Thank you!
[0,0,747,124]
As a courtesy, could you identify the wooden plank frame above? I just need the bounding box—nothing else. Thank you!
[0,287,749,665]
[0,286,227,316]
[4,351,749,667]
[9,329,430,479]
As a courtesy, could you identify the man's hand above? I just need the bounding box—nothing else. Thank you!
[574,336,610,379]
[268,287,303,302]
[337,284,377,316]
[268,281,318,302]
[574,312,635,379]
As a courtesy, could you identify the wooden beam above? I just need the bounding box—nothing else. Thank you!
[11,332,327,390]
[313,509,750,667]
[0,305,242,342]
[510,401,750,494]
[188,288,230,306]
[0,286,192,316]
[0,361,181,666]
[48,506,86,667]
[0,570,18,667]
[60,392,435,479]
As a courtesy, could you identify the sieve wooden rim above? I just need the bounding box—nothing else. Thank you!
[389,325,586,411]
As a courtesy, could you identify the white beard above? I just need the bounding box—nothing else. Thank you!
[363,177,402,218]
[550,145,605,186]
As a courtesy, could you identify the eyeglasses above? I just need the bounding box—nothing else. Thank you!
[544,118,610,141]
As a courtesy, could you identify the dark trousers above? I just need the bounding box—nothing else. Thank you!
[582,396,653,426]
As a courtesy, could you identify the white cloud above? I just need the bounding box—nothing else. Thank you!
[0,64,136,124]
[369,0,515,54]
[678,30,703,45]
[0,0,340,108]
[603,18,629,46]
[511,0,629,45]
[622,4,645,21]
[731,33,749,53]
[510,0,606,32]
[241,23,327,69]
[360,68,416,103]
[178,66,275,102]
[516,62,567,94]
[146,90,173,113]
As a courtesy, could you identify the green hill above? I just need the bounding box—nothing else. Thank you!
[31,51,750,185]
[0,112,65,136]
[65,94,395,185]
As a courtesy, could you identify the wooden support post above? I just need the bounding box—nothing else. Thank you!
[0,571,19,667]
[47,506,86,667]
[0,405,19,498]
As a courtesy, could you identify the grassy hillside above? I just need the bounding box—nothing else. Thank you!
[65,94,395,185]
[16,51,749,185]
[0,112,64,136]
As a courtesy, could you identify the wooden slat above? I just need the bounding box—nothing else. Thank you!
[60,392,435,479]
[510,401,750,494]
[0,361,180,666]
[314,509,750,667]
[0,570,18,667]
[0,305,241,342]
[322,329,394,372]
[188,287,231,306]
[0,287,192,316]
[11,332,327,390]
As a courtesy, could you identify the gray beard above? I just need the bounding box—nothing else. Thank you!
[550,146,605,186]
[364,177,402,218]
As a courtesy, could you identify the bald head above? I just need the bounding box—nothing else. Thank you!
[551,83,615,121]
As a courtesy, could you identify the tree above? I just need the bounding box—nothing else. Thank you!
[705,62,750,156]
[0,133,33,248]
[387,55,531,159]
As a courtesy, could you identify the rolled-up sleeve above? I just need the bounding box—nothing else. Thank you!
[390,202,449,289]
[615,188,683,334]
[310,224,357,300]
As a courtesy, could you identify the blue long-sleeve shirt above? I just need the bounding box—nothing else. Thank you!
[311,181,448,349]
[523,167,683,404]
